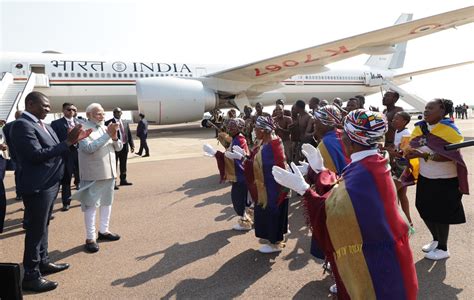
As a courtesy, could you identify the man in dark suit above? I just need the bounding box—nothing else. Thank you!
[3,110,23,201]
[135,113,149,157]
[11,91,89,293]
[105,107,134,188]
[51,102,80,211]
[0,120,7,233]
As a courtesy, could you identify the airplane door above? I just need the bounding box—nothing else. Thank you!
[11,62,28,78]
[30,64,50,87]
[295,75,305,86]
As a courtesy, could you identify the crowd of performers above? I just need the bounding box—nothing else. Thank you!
[202,95,469,299]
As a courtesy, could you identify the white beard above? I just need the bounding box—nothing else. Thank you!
[90,119,105,127]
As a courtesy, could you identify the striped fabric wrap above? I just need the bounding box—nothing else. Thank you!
[318,129,350,175]
[245,137,288,209]
[402,119,469,194]
[307,129,349,187]
[215,134,248,183]
[304,154,418,300]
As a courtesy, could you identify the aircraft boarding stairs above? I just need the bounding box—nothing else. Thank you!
[0,72,38,122]
[379,79,427,113]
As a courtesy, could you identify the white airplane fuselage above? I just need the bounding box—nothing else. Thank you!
[1,52,396,121]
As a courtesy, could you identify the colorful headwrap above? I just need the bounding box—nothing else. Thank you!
[343,109,387,147]
[227,118,245,132]
[255,115,275,132]
[314,105,343,127]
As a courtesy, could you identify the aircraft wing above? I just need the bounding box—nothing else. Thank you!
[205,6,474,83]
[393,61,474,80]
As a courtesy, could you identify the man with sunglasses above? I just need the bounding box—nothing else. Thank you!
[51,102,81,211]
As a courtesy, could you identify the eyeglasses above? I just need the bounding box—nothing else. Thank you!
[66,108,77,112]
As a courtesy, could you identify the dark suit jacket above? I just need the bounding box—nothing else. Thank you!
[10,114,69,194]
[51,117,79,173]
[105,118,134,149]
[3,121,16,160]
[136,119,148,138]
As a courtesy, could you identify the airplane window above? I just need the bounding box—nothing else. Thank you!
[112,73,117,78]
[123,74,127,78]
[145,74,149,77]
[77,73,81,78]
[58,73,62,77]
[190,74,193,77]
[71,73,75,77]
[118,74,122,78]
[140,74,144,77]
[101,73,105,78]
[107,73,111,78]
[89,73,93,77]
[134,74,138,78]
[51,72,56,77]
[160,74,164,77]
[95,73,99,78]
[64,73,69,78]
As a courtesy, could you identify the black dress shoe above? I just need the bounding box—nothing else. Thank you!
[22,277,58,293]
[98,231,121,241]
[40,262,70,275]
[142,154,150,157]
[135,152,142,156]
[119,181,133,186]
[61,205,70,211]
[114,185,119,190]
[85,241,99,253]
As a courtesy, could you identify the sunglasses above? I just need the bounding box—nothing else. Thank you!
[66,108,77,112]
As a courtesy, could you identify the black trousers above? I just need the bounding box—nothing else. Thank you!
[116,143,129,182]
[231,182,248,217]
[22,183,60,280]
[61,164,73,206]
[0,157,6,233]
[137,136,149,155]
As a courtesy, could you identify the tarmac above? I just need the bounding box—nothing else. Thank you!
[1,118,473,299]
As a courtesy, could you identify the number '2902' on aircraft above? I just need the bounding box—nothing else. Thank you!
[0,6,473,124]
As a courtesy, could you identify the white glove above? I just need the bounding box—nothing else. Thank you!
[272,162,310,196]
[232,145,246,156]
[203,144,217,157]
[301,143,325,173]
[296,161,309,176]
[224,151,243,160]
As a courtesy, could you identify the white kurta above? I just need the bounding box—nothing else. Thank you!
[72,121,123,211]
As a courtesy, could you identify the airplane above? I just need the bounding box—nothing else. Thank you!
[0,6,473,124]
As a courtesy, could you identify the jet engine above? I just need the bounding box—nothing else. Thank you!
[136,77,218,124]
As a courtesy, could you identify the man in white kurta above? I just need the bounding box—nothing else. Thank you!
[73,103,123,253]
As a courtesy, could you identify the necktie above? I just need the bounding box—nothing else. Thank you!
[68,120,74,128]
[38,120,53,138]
[119,121,126,143]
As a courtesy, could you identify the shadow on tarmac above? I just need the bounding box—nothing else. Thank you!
[415,259,462,299]
[160,249,277,300]
[293,276,336,299]
[111,229,244,288]
[169,175,226,207]
[283,197,316,272]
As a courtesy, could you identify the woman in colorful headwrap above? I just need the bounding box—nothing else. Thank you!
[229,115,289,253]
[404,99,468,260]
[273,109,417,299]
[311,104,350,174]
[203,118,252,231]
[299,105,351,262]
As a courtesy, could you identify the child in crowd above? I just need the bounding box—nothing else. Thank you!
[387,111,413,225]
